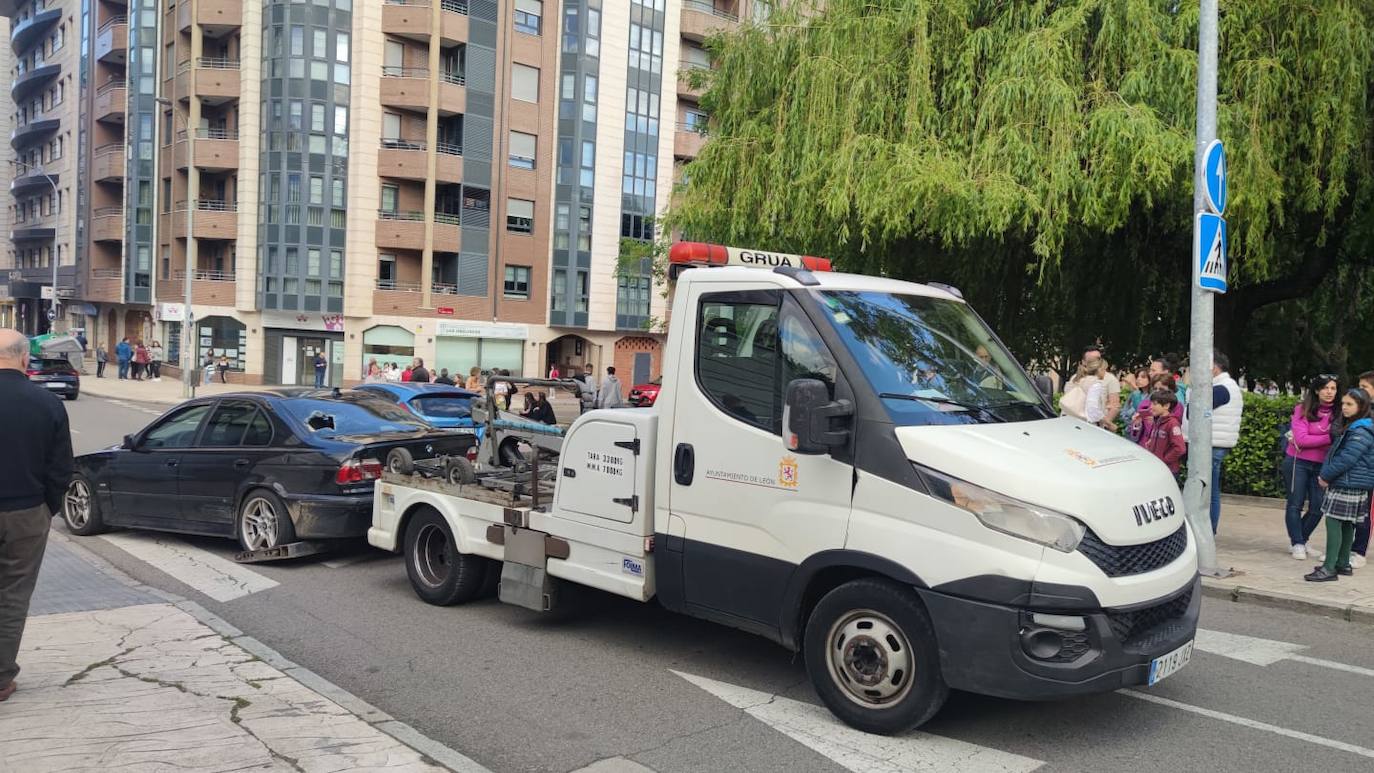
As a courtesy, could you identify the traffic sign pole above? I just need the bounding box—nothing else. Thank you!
[1186,0,1221,576]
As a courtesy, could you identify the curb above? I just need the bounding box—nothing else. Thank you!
[47,530,493,773]
[1219,493,1286,509]
[1200,577,1374,625]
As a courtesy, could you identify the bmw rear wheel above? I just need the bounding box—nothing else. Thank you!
[236,490,297,552]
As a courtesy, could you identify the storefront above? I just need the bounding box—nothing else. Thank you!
[261,311,346,387]
[434,321,528,378]
[362,325,415,373]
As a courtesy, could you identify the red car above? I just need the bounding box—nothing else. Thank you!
[627,379,661,407]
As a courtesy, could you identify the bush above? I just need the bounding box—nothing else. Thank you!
[1222,392,1299,498]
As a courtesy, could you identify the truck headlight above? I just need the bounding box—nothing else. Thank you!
[913,464,1085,552]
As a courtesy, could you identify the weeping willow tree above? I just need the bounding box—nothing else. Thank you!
[668,0,1374,375]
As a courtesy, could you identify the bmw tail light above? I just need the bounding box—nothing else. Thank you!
[336,458,384,484]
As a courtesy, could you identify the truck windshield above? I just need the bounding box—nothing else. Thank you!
[816,290,1052,425]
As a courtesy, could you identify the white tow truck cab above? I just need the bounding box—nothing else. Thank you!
[369,242,1199,735]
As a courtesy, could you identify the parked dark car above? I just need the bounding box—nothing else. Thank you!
[28,356,80,400]
[61,389,475,552]
[628,379,661,407]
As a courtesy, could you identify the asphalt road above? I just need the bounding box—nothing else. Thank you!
[56,393,1374,773]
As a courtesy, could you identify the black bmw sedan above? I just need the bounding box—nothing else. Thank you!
[61,389,476,552]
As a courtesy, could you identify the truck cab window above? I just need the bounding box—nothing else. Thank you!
[696,292,781,432]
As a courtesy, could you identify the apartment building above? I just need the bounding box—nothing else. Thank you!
[2,0,756,386]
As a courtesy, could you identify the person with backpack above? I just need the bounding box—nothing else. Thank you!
[1283,375,1339,560]
[1306,388,1374,581]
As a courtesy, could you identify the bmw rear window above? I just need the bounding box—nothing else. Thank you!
[411,395,473,418]
[281,396,429,435]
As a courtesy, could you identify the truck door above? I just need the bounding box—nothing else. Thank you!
[667,287,853,632]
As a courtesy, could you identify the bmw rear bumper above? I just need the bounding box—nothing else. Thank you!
[285,493,373,539]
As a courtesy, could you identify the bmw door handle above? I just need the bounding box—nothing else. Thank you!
[673,443,694,486]
[233,459,251,468]
[164,459,179,468]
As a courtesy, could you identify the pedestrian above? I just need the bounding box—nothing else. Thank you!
[1283,375,1339,560]
[520,391,538,418]
[401,364,413,382]
[1306,388,1374,582]
[493,371,511,411]
[1132,374,1183,448]
[0,328,74,703]
[1353,370,1374,568]
[1208,352,1244,533]
[149,341,164,381]
[532,392,557,425]
[94,343,108,378]
[410,358,431,384]
[596,366,624,409]
[1122,367,1149,438]
[1060,349,1116,429]
[74,330,88,375]
[503,369,518,411]
[1149,356,1187,404]
[549,363,560,379]
[579,363,597,414]
[465,366,482,391]
[1141,390,1186,474]
[132,340,150,380]
[217,355,230,384]
[202,353,215,386]
[363,359,382,383]
[384,362,402,383]
[115,337,131,379]
[313,350,327,388]
[434,368,455,386]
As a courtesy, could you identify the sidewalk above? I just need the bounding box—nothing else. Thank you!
[1209,495,1374,622]
[0,530,488,772]
[79,373,276,406]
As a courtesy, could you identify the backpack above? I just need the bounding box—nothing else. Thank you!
[1060,380,1088,419]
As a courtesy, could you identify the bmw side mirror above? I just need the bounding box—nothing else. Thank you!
[122,434,137,451]
[782,378,853,455]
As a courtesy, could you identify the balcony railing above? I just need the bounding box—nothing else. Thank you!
[197,57,240,70]
[381,138,426,151]
[677,121,709,135]
[93,206,124,218]
[434,212,461,225]
[93,143,123,158]
[683,0,738,20]
[97,15,128,34]
[441,0,468,15]
[196,127,239,140]
[378,209,425,221]
[382,66,429,78]
[384,0,431,5]
[376,278,423,292]
[194,199,238,212]
[432,282,459,295]
[442,70,466,85]
[96,79,125,96]
[435,141,463,156]
[680,60,711,72]
[91,268,122,278]
[174,269,236,281]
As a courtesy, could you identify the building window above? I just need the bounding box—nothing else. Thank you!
[577,206,591,252]
[554,203,570,249]
[684,110,709,133]
[551,269,567,312]
[583,74,597,122]
[504,266,531,299]
[506,198,534,234]
[580,141,595,187]
[512,63,540,103]
[514,0,541,35]
[617,275,651,318]
[575,271,589,313]
[509,131,536,169]
[380,184,399,214]
[378,254,397,288]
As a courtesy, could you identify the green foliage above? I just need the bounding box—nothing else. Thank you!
[1222,391,1300,497]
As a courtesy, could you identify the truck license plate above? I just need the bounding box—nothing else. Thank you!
[1148,640,1193,686]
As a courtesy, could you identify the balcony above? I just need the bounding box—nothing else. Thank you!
[10,117,59,150]
[438,73,466,116]
[178,0,191,32]
[173,269,236,282]
[10,168,57,195]
[380,68,431,112]
[11,225,56,242]
[193,58,241,104]
[678,61,709,101]
[197,0,242,36]
[91,208,125,242]
[436,142,463,184]
[432,212,460,252]
[681,1,738,43]
[383,0,432,40]
[376,211,427,251]
[11,8,61,53]
[674,124,707,158]
[87,267,123,303]
[378,139,429,181]
[173,199,238,240]
[190,128,240,170]
[440,0,469,45]
[94,81,127,123]
[93,145,126,182]
[96,16,128,64]
[11,62,60,102]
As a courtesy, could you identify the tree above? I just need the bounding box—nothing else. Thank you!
[668,0,1374,378]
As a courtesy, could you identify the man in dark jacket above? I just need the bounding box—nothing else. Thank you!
[410,358,431,384]
[0,328,74,702]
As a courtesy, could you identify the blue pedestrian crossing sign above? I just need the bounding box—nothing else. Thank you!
[1203,139,1227,215]
[1197,212,1227,292]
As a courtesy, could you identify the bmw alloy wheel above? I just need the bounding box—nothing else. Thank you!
[240,496,280,551]
[64,479,91,529]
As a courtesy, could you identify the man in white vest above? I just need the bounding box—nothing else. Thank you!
[1210,351,1244,533]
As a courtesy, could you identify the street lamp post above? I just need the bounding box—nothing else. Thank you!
[155,97,197,399]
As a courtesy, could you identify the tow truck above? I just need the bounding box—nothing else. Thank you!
[369,242,1199,734]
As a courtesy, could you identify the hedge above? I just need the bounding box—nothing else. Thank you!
[1222,392,1299,498]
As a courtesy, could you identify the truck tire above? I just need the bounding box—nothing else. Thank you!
[478,557,501,599]
[387,447,416,475]
[404,508,485,606]
[803,578,948,735]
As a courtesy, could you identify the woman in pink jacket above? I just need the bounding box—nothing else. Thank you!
[1283,375,1340,560]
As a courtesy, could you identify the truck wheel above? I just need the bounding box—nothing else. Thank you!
[63,475,107,536]
[404,508,485,606]
[803,578,948,735]
[387,447,416,475]
[445,456,476,486]
[478,557,501,599]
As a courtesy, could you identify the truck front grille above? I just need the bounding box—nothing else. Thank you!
[1078,524,1188,577]
[1105,586,1194,649]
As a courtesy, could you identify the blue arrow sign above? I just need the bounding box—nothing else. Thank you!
[1203,139,1227,215]
[1197,212,1227,293]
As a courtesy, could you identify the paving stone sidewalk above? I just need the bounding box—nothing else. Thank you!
[0,533,483,773]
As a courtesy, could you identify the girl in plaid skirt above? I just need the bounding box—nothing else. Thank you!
[1308,389,1374,582]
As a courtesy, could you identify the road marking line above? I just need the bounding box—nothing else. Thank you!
[100,532,278,602]
[1121,690,1374,759]
[1196,628,1374,677]
[673,671,1043,772]
[1288,654,1374,679]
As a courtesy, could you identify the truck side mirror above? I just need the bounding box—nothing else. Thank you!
[782,378,852,454]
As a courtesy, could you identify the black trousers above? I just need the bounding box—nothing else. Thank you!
[0,504,50,686]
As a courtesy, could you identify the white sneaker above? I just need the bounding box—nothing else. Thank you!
[1307,543,1324,561]
[1353,553,1367,568]
[1291,544,1308,560]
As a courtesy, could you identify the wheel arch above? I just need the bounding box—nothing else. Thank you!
[778,550,928,651]
[396,497,467,555]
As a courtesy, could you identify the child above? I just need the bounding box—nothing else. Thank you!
[1142,390,1186,473]
[1306,388,1374,582]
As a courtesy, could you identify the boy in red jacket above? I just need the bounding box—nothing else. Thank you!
[1143,390,1187,473]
